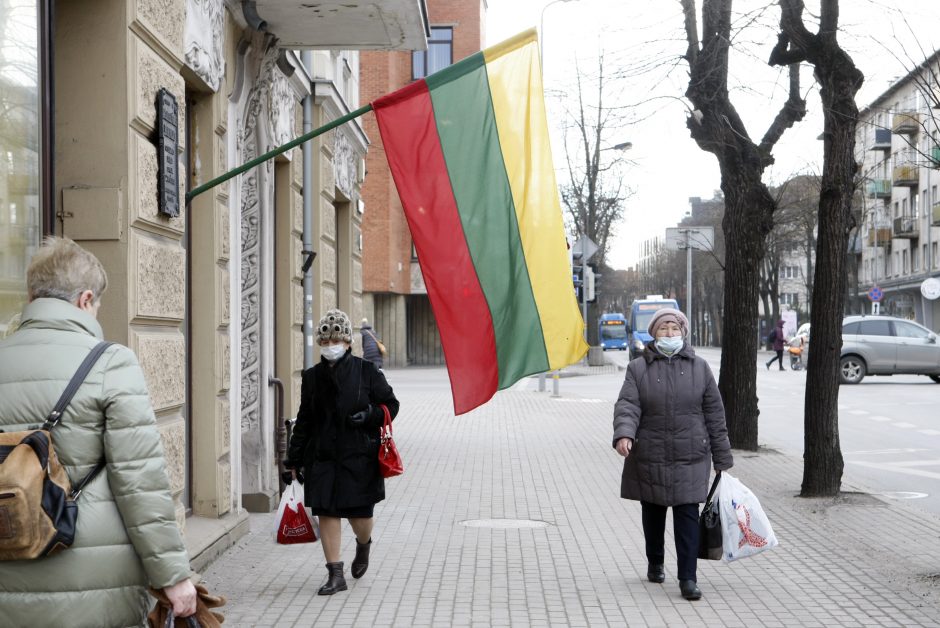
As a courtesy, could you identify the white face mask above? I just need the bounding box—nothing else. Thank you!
[320,344,346,362]
[655,336,684,354]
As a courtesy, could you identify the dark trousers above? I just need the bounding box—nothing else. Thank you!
[766,350,784,369]
[641,501,700,581]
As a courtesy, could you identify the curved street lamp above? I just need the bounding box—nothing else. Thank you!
[540,0,579,67]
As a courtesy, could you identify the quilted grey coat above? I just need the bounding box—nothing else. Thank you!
[613,342,733,506]
[0,298,191,628]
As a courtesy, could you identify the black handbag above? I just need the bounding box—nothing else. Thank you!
[698,471,723,560]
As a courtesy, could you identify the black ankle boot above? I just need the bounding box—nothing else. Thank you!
[318,562,347,595]
[351,538,371,579]
[646,563,665,583]
[679,579,702,600]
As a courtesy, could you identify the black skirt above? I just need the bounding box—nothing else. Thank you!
[311,503,375,518]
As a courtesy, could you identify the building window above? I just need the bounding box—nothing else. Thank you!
[1,0,42,334]
[412,27,453,79]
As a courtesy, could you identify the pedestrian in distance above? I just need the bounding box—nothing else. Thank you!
[765,319,786,370]
[285,309,400,595]
[360,317,384,369]
[0,237,197,625]
[612,307,733,601]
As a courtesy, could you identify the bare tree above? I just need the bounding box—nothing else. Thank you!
[770,0,864,496]
[680,0,808,449]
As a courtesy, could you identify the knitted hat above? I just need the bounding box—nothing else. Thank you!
[647,307,690,339]
[316,309,352,344]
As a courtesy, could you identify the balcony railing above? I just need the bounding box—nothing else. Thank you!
[933,201,940,226]
[892,164,919,187]
[867,227,892,247]
[866,179,892,199]
[893,215,919,239]
[892,111,920,134]
[871,128,892,150]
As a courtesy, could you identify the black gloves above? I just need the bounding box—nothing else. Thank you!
[349,405,373,427]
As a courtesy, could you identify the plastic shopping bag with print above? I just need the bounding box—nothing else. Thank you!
[274,480,319,544]
[716,472,778,561]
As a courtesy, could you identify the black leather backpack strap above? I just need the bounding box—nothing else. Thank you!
[42,341,113,430]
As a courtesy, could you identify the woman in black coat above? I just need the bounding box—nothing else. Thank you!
[286,309,400,596]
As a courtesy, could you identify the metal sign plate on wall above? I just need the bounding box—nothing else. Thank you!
[156,88,180,217]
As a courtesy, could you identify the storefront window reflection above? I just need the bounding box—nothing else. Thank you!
[0,0,40,336]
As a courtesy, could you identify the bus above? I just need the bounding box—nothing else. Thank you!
[598,313,628,351]
[628,296,680,359]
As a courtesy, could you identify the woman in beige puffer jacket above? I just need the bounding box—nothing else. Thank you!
[0,239,194,627]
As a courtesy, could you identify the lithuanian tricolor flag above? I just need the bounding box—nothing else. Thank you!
[373,29,589,415]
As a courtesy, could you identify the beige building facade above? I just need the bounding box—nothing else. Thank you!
[0,0,427,568]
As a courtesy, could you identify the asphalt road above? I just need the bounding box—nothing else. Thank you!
[541,347,940,517]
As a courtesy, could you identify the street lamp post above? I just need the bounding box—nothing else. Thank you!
[540,0,577,67]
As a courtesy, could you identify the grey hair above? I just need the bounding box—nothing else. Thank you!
[27,237,108,304]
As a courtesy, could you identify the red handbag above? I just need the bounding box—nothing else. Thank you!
[378,404,403,478]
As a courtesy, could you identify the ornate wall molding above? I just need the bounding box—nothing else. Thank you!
[184,0,225,92]
[333,130,357,200]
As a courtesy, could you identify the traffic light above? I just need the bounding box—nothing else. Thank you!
[583,265,595,302]
[572,264,583,301]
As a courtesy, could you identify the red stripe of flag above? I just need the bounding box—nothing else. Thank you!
[373,81,499,414]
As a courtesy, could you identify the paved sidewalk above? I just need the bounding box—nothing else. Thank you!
[202,364,940,627]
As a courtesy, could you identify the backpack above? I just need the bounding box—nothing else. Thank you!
[0,341,111,560]
[767,328,777,344]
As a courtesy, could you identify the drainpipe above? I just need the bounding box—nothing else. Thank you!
[302,51,316,369]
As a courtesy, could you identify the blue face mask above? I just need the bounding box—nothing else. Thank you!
[655,336,684,354]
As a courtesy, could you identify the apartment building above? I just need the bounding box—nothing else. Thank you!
[855,50,940,330]
[0,0,427,568]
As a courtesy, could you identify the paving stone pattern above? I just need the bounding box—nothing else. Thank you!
[202,367,940,627]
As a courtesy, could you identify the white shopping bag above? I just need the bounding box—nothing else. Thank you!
[273,480,320,544]
[716,472,778,561]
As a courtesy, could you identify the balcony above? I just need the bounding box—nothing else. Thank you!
[866,179,892,199]
[892,164,919,187]
[892,111,920,135]
[867,227,892,247]
[933,201,940,226]
[253,0,430,50]
[893,215,919,239]
[870,128,892,150]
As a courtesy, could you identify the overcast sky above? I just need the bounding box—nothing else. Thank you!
[485,0,940,270]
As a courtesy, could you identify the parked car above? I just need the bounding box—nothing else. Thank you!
[840,315,940,384]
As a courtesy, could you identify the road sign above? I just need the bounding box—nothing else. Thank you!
[921,278,940,301]
[867,286,883,302]
[665,226,715,252]
[571,237,599,263]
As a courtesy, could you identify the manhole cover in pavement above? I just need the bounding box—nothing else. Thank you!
[459,519,551,529]
[879,491,928,500]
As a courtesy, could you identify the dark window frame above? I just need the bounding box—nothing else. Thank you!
[412,27,454,80]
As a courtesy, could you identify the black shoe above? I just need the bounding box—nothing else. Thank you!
[351,538,371,579]
[765,362,770,370]
[679,579,702,601]
[779,367,785,371]
[318,562,347,595]
[647,564,665,583]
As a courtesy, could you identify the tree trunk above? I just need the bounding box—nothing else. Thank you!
[802,60,861,496]
[718,162,774,449]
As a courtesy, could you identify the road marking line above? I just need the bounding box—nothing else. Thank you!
[893,422,916,429]
[918,429,940,436]
[887,459,940,468]
[847,409,869,415]
[848,460,940,481]
[868,416,892,422]
[845,448,929,455]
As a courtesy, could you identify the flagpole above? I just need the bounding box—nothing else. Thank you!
[186,102,374,202]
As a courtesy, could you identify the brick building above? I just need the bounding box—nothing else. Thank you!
[359,0,486,366]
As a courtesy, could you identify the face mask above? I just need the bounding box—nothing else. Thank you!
[655,336,684,354]
[320,344,346,362]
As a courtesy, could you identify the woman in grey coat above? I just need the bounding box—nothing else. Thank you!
[612,308,732,601]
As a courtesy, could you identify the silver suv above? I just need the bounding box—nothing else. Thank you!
[840,315,940,384]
